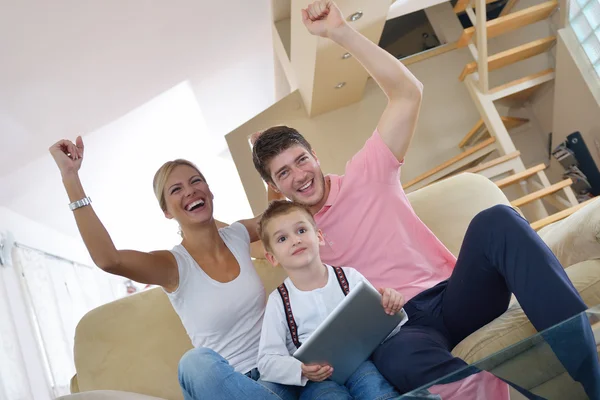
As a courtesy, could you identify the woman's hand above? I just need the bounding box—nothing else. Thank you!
[301,363,333,382]
[49,136,84,177]
[378,288,405,315]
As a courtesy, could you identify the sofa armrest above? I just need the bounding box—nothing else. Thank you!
[538,198,600,268]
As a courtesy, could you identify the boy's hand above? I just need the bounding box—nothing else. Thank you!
[301,363,333,382]
[378,288,405,315]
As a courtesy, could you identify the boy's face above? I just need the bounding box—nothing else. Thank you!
[264,209,324,271]
[266,145,326,208]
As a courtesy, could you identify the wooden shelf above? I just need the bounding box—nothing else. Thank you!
[511,178,572,207]
[495,163,546,188]
[531,197,598,231]
[404,137,496,189]
[457,1,558,47]
[459,36,556,81]
[464,151,521,174]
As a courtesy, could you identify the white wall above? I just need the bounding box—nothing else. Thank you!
[0,81,253,258]
[551,28,600,170]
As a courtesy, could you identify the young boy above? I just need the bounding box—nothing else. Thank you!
[256,200,407,399]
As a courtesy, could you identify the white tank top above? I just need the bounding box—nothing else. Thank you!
[165,222,266,374]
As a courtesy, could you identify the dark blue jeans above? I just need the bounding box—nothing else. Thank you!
[373,205,600,398]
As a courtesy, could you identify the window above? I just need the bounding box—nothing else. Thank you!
[570,0,600,77]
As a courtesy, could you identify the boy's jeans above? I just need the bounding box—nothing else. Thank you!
[178,347,397,400]
[300,361,398,400]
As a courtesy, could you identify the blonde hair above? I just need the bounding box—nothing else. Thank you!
[152,159,205,212]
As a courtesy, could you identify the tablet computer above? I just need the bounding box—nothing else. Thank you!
[292,280,405,384]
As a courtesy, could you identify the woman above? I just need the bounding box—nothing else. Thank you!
[49,136,298,400]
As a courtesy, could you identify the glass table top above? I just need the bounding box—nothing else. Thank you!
[397,305,600,400]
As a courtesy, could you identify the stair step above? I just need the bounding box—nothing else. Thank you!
[459,120,485,148]
[531,197,598,231]
[454,0,497,14]
[459,36,556,81]
[511,178,573,208]
[403,137,497,190]
[495,163,546,188]
[464,151,521,174]
[458,117,529,148]
[457,1,558,47]
[489,68,555,101]
[502,116,530,130]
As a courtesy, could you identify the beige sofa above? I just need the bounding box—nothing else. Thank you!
[59,173,600,400]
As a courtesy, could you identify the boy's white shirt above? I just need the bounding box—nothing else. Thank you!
[257,264,408,386]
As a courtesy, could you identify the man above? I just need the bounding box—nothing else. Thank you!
[252,0,599,398]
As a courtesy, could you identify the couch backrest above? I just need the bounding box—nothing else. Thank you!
[73,259,287,399]
[72,173,509,399]
[406,173,510,256]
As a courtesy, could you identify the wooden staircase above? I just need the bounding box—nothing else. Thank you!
[488,68,555,105]
[454,0,524,16]
[403,137,497,191]
[404,116,529,192]
[458,36,557,81]
[406,0,587,229]
[456,1,558,48]
[459,116,528,148]
[495,163,546,188]
[531,197,599,230]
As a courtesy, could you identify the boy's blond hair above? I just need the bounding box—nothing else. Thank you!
[258,200,317,251]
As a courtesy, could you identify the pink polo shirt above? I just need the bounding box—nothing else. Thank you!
[314,130,456,301]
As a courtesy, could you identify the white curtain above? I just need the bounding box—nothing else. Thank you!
[0,244,129,398]
[0,272,31,400]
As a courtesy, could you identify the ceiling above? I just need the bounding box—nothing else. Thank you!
[0,0,276,177]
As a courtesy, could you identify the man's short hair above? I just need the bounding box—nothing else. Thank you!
[252,126,313,183]
[258,200,316,251]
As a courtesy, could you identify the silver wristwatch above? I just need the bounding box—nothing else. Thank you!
[69,197,92,211]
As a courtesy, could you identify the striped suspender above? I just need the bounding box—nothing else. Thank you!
[278,266,350,349]
[277,283,302,349]
[333,266,350,296]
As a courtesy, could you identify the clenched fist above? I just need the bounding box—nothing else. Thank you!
[301,1,347,38]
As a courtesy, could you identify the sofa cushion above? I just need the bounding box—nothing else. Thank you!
[538,198,600,268]
[73,288,191,400]
[452,259,600,369]
[407,173,511,256]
